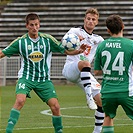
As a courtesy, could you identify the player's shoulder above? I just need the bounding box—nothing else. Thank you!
[21,33,27,38]
[91,33,104,45]
[93,33,104,40]
[10,36,22,45]
[39,32,60,44]
[39,32,55,40]
[69,26,88,32]
[122,37,133,42]
[122,37,133,47]
[68,26,81,32]
[14,34,28,42]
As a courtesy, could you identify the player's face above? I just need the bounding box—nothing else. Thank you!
[26,19,40,39]
[84,13,98,34]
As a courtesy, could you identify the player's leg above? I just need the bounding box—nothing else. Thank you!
[6,78,29,133]
[34,80,63,133]
[78,61,97,110]
[63,61,97,109]
[48,98,63,133]
[120,96,133,120]
[6,94,26,133]
[92,94,104,133]
[102,115,114,133]
[62,61,80,83]
[90,76,104,133]
[102,98,117,133]
[78,75,104,133]
[6,108,20,133]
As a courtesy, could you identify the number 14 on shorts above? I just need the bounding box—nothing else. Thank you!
[18,83,25,89]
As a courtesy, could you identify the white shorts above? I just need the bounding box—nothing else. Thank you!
[62,61,101,97]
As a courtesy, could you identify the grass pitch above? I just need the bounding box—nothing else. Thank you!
[1,85,133,133]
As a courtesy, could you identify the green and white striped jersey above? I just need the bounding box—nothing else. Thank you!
[2,32,65,82]
[94,37,133,98]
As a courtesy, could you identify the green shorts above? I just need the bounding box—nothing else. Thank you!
[102,96,133,120]
[16,78,57,103]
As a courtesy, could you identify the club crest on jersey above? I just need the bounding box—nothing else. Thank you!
[28,51,44,62]
[28,45,32,50]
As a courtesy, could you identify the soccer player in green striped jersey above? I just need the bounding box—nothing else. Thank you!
[0,13,86,133]
[94,14,133,133]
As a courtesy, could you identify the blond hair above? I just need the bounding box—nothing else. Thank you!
[85,8,99,18]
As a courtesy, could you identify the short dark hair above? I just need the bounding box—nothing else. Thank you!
[106,14,124,34]
[25,13,40,24]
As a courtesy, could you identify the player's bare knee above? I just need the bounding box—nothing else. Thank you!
[78,61,90,70]
[16,97,26,107]
[50,104,60,115]
[53,104,60,112]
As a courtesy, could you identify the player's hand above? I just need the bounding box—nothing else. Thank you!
[78,44,87,53]
[78,35,85,41]
[0,50,5,59]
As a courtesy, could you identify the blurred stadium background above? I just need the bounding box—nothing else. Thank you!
[0,0,133,86]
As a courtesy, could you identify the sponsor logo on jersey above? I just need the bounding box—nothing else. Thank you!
[28,51,43,62]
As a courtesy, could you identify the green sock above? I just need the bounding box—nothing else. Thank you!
[102,126,114,133]
[6,108,20,133]
[52,116,63,133]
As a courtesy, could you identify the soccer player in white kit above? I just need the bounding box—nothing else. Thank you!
[62,8,104,133]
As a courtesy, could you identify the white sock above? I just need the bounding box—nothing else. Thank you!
[84,85,93,101]
[80,67,92,101]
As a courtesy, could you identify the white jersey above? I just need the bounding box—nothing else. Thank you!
[65,27,104,64]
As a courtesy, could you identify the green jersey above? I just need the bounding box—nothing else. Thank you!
[2,32,65,82]
[94,37,133,98]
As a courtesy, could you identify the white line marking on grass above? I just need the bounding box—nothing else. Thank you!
[1,124,133,131]
[2,106,132,131]
[40,106,94,119]
[40,106,132,120]
[0,125,93,131]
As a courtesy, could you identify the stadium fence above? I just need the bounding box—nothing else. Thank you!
[0,56,66,86]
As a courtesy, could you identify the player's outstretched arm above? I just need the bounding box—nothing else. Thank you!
[0,50,5,59]
[65,44,87,55]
